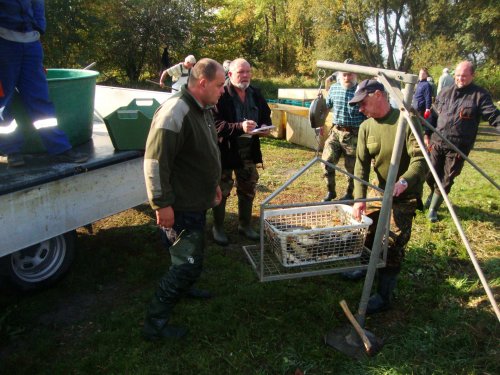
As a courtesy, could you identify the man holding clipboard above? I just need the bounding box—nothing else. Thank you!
[212,58,273,245]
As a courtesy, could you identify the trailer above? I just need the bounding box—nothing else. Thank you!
[0,86,170,290]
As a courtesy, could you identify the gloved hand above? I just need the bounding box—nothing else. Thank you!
[424,109,431,119]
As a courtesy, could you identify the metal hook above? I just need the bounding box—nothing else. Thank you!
[317,69,326,80]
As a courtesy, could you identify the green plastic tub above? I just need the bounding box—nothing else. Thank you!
[11,69,99,153]
[104,98,160,150]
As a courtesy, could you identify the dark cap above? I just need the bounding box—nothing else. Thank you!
[348,79,385,105]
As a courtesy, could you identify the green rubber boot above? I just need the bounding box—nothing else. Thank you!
[427,194,444,223]
[238,197,260,241]
[212,197,229,246]
[367,270,398,314]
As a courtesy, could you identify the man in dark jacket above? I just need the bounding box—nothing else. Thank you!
[424,61,499,222]
[211,58,272,245]
[411,68,432,119]
[142,58,225,340]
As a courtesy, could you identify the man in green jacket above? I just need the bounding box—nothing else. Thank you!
[349,79,427,314]
[142,58,225,340]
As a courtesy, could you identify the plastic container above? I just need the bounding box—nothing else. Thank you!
[104,98,160,150]
[11,69,99,153]
[264,204,372,267]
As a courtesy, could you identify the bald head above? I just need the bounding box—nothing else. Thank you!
[187,58,225,107]
[454,61,475,89]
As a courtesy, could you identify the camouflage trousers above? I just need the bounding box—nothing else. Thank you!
[220,160,259,200]
[321,126,358,196]
[363,195,418,271]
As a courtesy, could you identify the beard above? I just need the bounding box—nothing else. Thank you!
[233,81,250,90]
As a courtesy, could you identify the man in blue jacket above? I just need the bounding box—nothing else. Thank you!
[411,68,432,120]
[0,0,87,167]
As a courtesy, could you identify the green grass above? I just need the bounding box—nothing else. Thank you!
[0,126,498,374]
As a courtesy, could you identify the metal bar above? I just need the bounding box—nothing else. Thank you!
[380,74,500,320]
[416,113,499,190]
[356,83,415,327]
[316,61,418,85]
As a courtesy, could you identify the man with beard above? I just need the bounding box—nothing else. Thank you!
[321,59,366,202]
[211,58,272,246]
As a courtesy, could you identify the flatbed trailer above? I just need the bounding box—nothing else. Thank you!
[0,86,170,290]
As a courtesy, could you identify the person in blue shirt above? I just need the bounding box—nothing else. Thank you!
[411,67,432,119]
[321,59,366,202]
[0,0,87,167]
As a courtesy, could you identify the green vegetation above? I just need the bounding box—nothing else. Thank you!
[1,125,498,374]
[42,1,499,96]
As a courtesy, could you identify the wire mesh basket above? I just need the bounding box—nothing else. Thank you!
[264,204,373,267]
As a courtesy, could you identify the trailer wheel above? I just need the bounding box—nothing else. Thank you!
[0,231,76,291]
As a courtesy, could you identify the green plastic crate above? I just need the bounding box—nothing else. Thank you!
[104,98,160,150]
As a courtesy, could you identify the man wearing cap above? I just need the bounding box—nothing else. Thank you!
[159,55,196,91]
[321,59,366,202]
[349,79,427,314]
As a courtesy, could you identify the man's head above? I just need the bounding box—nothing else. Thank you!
[187,58,225,107]
[338,58,357,88]
[348,79,389,118]
[443,67,449,74]
[454,61,475,89]
[184,55,196,69]
[419,68,429,81]
[228,58,252,90]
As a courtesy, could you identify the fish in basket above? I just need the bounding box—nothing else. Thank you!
[263,204,373,267]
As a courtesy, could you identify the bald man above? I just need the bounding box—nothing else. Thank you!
[425,61,499,222]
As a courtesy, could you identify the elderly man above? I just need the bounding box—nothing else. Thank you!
[211,58,272,245]
[349,79,427,314]
[425,61,499,222]
[321,60,366,202]
[142,58,225,340]
[159,54,196,91]
[437,67,454,95]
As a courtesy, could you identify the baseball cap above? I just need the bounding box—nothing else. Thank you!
[348,79,385,105]
[185,55,196,64]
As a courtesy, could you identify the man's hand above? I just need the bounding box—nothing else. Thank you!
[393,179,408,197]
[352,202,366,221]
[156,206,174,229]
[424,134,431,150]
[242,120,257,134]
[214,185,222,206]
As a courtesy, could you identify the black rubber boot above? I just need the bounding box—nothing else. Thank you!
[212,198,229,246]
[323,192,337,202]
[366,270,398,314]
[238,197,260,240]
[142,296,187,341]
[427,194,444,223]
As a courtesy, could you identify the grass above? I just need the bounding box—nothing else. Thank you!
[0,125,498,374]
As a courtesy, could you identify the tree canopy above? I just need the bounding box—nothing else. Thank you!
[42,0,499,94]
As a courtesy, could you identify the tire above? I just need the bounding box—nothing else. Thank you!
[0,231,76,291]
